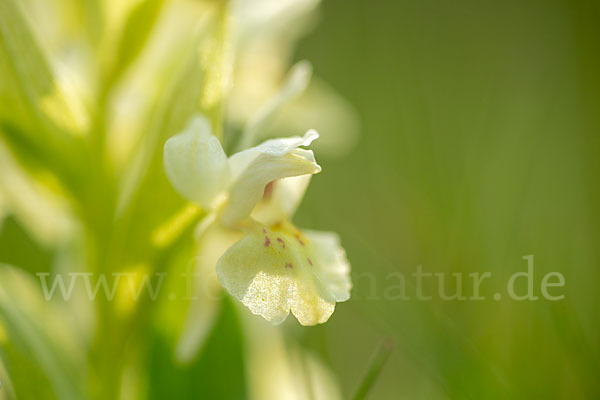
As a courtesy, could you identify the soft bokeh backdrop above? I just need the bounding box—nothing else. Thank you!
[292,0,600,398]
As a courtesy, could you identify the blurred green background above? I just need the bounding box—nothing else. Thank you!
[292,0,600,398]
[1,0,599,398]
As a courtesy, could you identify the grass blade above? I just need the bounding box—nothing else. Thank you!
[352,338,394,400]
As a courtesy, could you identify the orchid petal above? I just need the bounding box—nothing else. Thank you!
[229,129,319,178]
[220,130,320,226]
[164,116,230,208]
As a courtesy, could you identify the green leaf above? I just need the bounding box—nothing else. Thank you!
[0,0,87,135]
[106,0,166,87]
[0,216,54,276]
[0,0,87,199]
[0,265,86,400]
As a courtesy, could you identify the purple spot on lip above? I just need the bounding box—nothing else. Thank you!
[277,237,285,248]
[307,258,313,266]
[285,263,293,269]
[264,236,271,247]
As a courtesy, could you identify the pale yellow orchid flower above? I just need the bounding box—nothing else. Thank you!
[164,115,351,326]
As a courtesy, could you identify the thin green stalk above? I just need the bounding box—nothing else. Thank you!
[352,338,394,400]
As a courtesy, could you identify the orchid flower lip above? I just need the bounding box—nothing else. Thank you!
[216,219,351,326]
